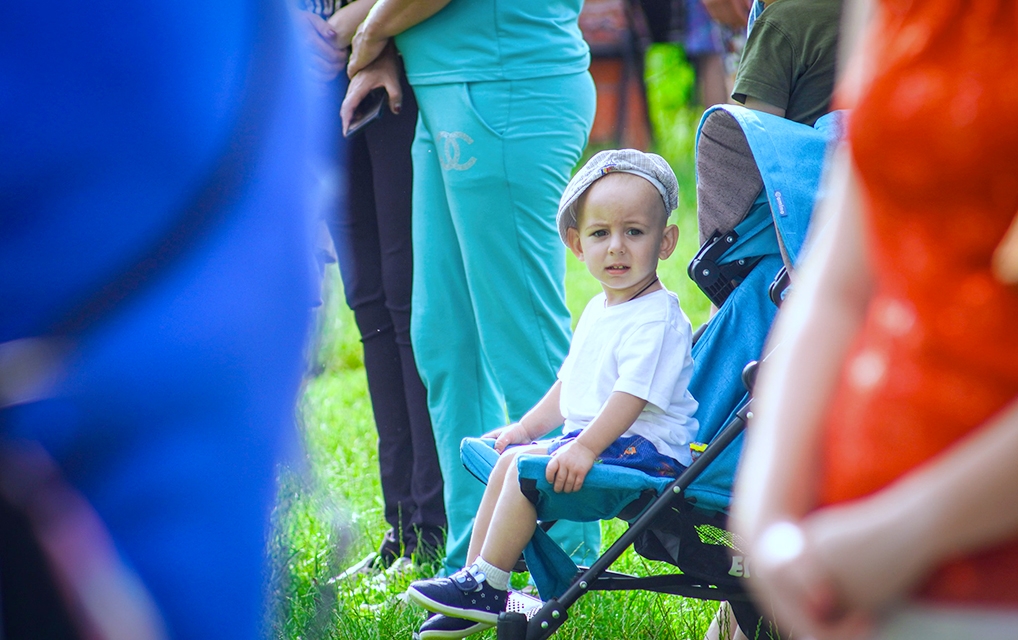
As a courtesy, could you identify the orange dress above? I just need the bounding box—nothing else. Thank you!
[818,1,1018,605]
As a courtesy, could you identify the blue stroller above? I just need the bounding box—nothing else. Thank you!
[459,105,845,639]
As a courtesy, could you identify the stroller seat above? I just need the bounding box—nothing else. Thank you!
[462,439,671,526]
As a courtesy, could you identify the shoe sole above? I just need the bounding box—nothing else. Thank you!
[413,619,492,640]
[406,586,502,624]
[331,552,381,582]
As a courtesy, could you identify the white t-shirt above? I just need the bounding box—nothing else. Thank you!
[557,288,699,466]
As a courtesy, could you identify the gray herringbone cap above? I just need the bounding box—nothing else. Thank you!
[556,148,679,245]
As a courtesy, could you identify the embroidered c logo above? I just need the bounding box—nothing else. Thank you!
[438,131,477,171]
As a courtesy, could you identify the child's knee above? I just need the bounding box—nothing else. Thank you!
[488,450,521,492]
[494,449,514,467]
[493,444,546,481]
[492,450,517,477]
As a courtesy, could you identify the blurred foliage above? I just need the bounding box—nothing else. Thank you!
[645,43,701,175]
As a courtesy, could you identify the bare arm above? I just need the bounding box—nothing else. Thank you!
[743,97,786,119]
[327,0,378,48]
[733,145,873,537]
[546,391,647,493]
[797,399,1018,628]
[348,0,453,76]
[993,212,1018,284]
[518,380,568,440]
[736,136,1018,640]
[913,400,1018,556]
[730,147,878,636]
[734,0,877,540]
[573,392,647,457]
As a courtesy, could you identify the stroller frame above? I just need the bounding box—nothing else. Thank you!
[517,395,756,640]
[458,105,846,640]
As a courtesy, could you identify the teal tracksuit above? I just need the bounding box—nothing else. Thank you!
[396,0,601,573]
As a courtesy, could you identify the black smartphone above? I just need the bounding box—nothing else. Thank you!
[345,87,387,138]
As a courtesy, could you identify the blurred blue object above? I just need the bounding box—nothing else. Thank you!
[0,1,325,637]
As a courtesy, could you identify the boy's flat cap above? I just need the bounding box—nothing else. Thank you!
[556,148,679,244]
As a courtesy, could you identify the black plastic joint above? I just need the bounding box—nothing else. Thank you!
[525,599,568,640]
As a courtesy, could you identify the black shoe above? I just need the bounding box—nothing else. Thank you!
[413,613,492,640]
[407,565,508,624]
[377,528,402,568]
[333,529,402,581]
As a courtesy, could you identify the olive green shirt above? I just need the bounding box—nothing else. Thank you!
[732,0,843,126]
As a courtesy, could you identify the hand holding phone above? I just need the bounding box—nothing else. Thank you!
[344,87,387,138]
[339,43,403,136]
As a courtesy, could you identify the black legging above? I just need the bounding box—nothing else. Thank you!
[328,68,446,557]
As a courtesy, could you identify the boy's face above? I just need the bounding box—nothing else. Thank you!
[566,173,679,306]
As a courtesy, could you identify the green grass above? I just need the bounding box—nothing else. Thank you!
[267,44,723,639]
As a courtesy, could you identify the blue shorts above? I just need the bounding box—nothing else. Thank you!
[547,431,685,478]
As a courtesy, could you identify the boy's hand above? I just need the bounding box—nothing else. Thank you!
[546,440,596,493]
[488,423,532,454]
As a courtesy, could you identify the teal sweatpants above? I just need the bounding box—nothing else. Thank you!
[410,72,601,573]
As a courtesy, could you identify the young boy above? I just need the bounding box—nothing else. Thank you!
[406,149,700,638]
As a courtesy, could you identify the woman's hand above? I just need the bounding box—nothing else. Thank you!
[748,483,944,639]
[339,43,403,135]
[346,0,454,77]
[295,10,347,83]
[750,519,871,640]
[746,394,1018,638]
[348,18,390,77]
[545,440,596,493]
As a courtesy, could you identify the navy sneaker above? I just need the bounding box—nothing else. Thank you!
[413,613,492,640]
[407,565,508,624]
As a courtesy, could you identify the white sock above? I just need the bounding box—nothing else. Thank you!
[472,556,510,591]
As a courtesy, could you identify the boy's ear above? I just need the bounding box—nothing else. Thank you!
[566,227,584,261]
[659,223,679,260]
